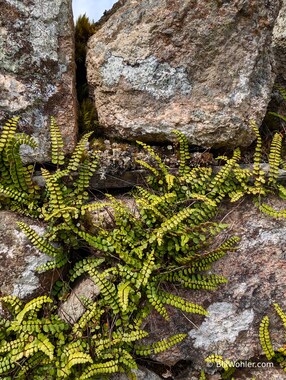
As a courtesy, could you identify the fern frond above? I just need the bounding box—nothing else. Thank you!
[79,360,119,380]
[17,222,63,258]
[254,199,286,219]
[135,333,187,356]
[251,119,262,174]
[259,316,275,360]
[50,117,65,165]
[136,141,169,176]
[199,370,206,380]
[268,132,282,185]
[16,296,52,323]
[205,354,233,371]
[58,352,93,377]
[0,296,23,316]
[0,117,18,152]
[67,132,93,172]
[36,254,68,273]
[273,303,286,329]
[172,130,190,175]
[209,148,241,192]
[146,284,169,320]
[159,291,207,316]
[154,207,196,245]
[87,269,120,314]
[117,282,132,312]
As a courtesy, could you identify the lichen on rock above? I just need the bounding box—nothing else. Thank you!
[0,0,77,162]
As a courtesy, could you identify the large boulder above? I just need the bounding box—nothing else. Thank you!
[87,0,282,148]
[0,0,77,162]
[0,211,59,300]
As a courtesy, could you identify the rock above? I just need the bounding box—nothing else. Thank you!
[233,366,286,380]
[0,0,77,162]
[186,368,286,380]
[58,277,100,324]
[139,197,286,375]
[87,0,281,148]
[0,211,59,299]
[272,0,286,80]
[111,367,162,380]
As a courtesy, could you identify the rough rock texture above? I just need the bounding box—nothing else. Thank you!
[272,0,286,79]
[0,211,59,299]
[111,367,161,380]
[87,0,282,148]
[0,0,77,162]
[58,278,100,324]
[175,367,286,380]
[140,197,286,378]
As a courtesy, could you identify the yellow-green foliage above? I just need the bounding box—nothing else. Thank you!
[0,117,40,215]
[205,354,236,379]
[0,293,187,379]
[50,117,65,166]
[3,119,286,379]
[259,303,286,371]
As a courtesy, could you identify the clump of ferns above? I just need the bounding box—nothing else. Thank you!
[0,294,187,379]
[139,126,286,219]
[0,117,99,272]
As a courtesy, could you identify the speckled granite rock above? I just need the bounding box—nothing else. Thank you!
[0,0,77,162]
[58,278,100,324]
[111,367,162,380]
[0,211,59,299]
[272,0,286,80]
[87,0,281,148]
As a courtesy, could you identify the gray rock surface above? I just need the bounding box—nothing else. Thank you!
[0,0,77,162]
[58,278,100,324]
[272,0,286,79]
[87,0,281,148]
[0,211,59,299]
[111,367,161,380]
[140,197,286,376]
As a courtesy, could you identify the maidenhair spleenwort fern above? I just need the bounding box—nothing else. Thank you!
[2,118,286,379]
[0,295,187,379]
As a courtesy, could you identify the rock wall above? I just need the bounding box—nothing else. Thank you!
[87,0,282,148]
[0,0,77,162]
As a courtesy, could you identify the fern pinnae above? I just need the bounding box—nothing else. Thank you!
[0,117,18,152]
[209,148,241,192]
[118,281,132,312]
[15,296,52,324]
[259,316,275,360]
[17,222,63,258]
[159,290,207,316]
[273,303,286,329]
[172,129,191,175]
[50,116,65,166]
[66,131,93,172]
[135,333,187,356]
[146,284,169,320]
[205,354,233,371]
[154,207,196,245]
[136,140,169,176]
[79,360,119,379]
[268,132,282,185]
